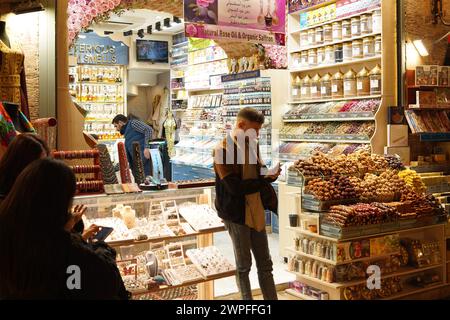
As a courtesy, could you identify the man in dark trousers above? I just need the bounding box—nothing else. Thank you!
[112,114,153,176]
[213,107,281,300]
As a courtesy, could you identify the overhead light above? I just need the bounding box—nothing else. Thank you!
[123,30,133,37]
[104,31,114,35]
[85,29,94,33]
[13,0,44,15]
[173,16,182,24]
[137,29,145,38]
[413,40,429,57]
[147,25,153,35]
[155,22,162,31]
[77,34,87,39]
[140,83,150,86]
[163,18,171,29]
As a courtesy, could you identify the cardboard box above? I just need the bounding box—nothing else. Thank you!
[438,66,449,87]
[416,91,437,108]
[415,65,439,86]
[384,146,411,165]
[387,125,409,147]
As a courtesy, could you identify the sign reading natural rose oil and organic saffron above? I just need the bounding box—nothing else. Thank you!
[184,0,286,45]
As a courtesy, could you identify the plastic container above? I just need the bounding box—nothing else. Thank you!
[343,42,353,61]
[325,46,335,64]
[300,31,309,48]
[351,17,361,37]
[375,35,382,55]
[332,22,342,41]
[363,37,375,57]
[331,71,344,98]
[334,44,343,63]
[372,10,382,33]
[292,76,302,99]
[311,74,322,99]
[342,20,351,39]
[301,51,308,66]
[308,49,317,66]
[308,29,316,46]
[320,73,333,98]
[344,69,357,97]
[357,67,370,96]
[317,47,325,65]
[352,39,363,59]
[315,26,324,45]
[301,75,312,100]
[323,24,333,43]
[369,64,382,95]
[361,13,373,34]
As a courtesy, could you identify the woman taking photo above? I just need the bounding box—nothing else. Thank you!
[0,158,129,299]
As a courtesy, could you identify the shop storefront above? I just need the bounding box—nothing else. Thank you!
[0,0,450,301]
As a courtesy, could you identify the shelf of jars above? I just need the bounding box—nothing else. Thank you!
[287,0,396,156]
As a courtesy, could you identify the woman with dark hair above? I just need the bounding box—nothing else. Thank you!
[0,133,49,199]
[0,158,129,300]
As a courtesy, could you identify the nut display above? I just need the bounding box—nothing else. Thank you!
[398,169,427,194]
[305,175,360,201]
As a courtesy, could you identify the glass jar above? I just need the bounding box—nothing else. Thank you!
[325,46,335,64]
[317,47,325,65]
[308,29,316,46]
[351,17,361,37]
[357,67,370,96]
[363,37,375,57]
[344,69,357,97]
[342,20,351,39]
[320,73,333,98]
[292,53,301,68]
[323,24,333,43]
[308,49,317,66]
[315,26,324,44]
[300,31,309,48]
[374,35,382,55]
[369,64,382,95]
[361,14,373,34]
[334,44,343,63]
[301,75,312,100]
[292,76,302,100]
[352,39,363,59]
[343,42,353,61]
[331,71,344,98]
[372,10,382,34]
[332,22,342,41]
[311,74,321,99]
[301,51,308,66]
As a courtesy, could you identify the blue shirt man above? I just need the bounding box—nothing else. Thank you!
[112,114,153,177]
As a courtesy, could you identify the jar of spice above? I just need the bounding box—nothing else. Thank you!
[369,64,382,95]
[301,75,312,100]
[332,22,342,41]
[323,24,333,43]
[360,14,373,34]
[372,10,382,33]
[342,20,351,39]
[317,47,325,65]
[311,74,322,99]
[374,35,382,55]
[301,51,308,66]
[343,42,353,61]
[363,37,375,57]
[320,73,333,98]
[300,31,309,48]
[308,49,317,66]
[292,76,302,100]
[334,44,343,63]
[331,71,344,98]
[351,17,361,37]
[315,26,324,44]
[357,67,370,96]
[308,29,316,46]
[352,39,363,59]
[344,69,357,97]
[325,46,335,64]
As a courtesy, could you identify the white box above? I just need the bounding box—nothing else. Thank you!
[387,125,409,147]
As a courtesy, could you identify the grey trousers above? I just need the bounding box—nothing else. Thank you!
[224,220,278,300]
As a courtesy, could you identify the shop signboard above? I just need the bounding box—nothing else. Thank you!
[70,32,129,65]
[184,0,286,45]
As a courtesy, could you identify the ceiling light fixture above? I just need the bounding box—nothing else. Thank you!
[104,31,114,35]
[147,25,153,35]
[137,29,145,38]
[123,30,133,37]
[413,40,429,57]
[163,18,171,29]
[173,16,182,24]
[155,22,162,31]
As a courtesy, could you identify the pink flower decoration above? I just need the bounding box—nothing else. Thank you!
[186,24,198,37]
[197,0,214,8]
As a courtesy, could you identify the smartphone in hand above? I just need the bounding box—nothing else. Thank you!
[93,226,114,242]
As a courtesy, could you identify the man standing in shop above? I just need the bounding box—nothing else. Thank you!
[112,114,153,177]
[213,107,281,300]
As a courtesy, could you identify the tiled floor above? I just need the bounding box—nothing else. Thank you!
[213,230,295,298]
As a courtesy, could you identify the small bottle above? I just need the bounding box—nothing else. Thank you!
[301,51,308,67]
[324,46,335,64]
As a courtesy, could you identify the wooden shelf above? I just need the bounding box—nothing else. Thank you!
[382,283,448,300]
[130,270,236,296]
[289,0,337,16]
[286,226,338,241]
[287,94,382,104]
[290,264,443,289]
[173,41,188,48]
[285,288,318,300]
[290,7,381,34]
[290,56,381,73]
[290,32,382,54]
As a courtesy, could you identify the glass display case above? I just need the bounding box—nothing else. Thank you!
[74,187,234,300]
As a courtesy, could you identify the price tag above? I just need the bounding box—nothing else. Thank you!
[301,87,307,95]
[344,82,352,91]
[371,80,379,89]
[311,87,317,94]
[357,81,363,90]
[321,87,327,94]
[332,84,338,93]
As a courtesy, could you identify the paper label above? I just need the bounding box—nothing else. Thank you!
[321,87,327,94]
[332,84,338,93]
[311,87,317,94]
[344,82,352,91]
[292,89,298,96]
[371,80,379,89]
[301,87,307,95]
[357,81,363,90]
